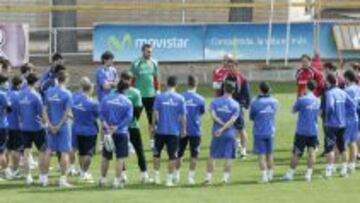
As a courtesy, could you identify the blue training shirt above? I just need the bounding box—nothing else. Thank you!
[7,89,20,130]
[250,95,278,139]
[210,95,240,138]
[72,91,99,136]
[344,84,360,124]
[182,90,206,137]
[293,92,320,136]
[154,90,186,136]
[18,87,44,132]
[0,88,10,129]
[95,65,118,101]
[100,92,133,135]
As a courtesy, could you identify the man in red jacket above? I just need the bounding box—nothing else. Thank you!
[295,54,324,97]
[212,54,251,159]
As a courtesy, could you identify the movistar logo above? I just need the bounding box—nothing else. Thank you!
[107,33,133,51]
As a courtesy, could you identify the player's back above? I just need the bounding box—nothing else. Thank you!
[18,87,43,131]
[72,91,99,135]
[294,93,320,136]
[325,87,349,128]
[154,90,185,136]
[100,92,133,134]
[182,90,205,136]
[211,96,240,137]
[250,95,278,138]
[344,84,360,123]
[45,86,72,125]
[7,89,20,130]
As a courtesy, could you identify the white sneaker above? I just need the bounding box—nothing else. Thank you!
[267,171,273,182]
[260,174,269,184]
[282,172,293,181]
[325,168,333,179]
[82,173,94,183]
[26,175,34,185]
[113,178,124,189]
[165,179,174,187]
[188,177,195,185]
[173,171,180,184]
[140,174,153,184]
[222,178,229,184]
[154,174,161,185]
[68,167,79,176]
[121,173,128,183]
[340,167,348,177]
[59,178,74,188]
[39,175,48,187]
[4,168,13,180]
[98,178,107,187]
[12,170,21,179]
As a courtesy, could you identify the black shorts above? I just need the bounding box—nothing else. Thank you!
[178,136,201,159]
[0,129,8,154]
[77,135,97,157]
[293,135,318,157]
[153,134,179,160]
[142,97,155,125]
[102,134,129,160]
[234,109,245,130]
[7,130,24,151]
[22,130,47,152]
[325,127,346,154]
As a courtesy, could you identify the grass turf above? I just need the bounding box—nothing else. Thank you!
[1,82,359,203]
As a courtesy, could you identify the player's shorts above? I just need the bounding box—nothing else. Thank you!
[325,127,346,154]
[344,122,359,145]
[0,129,8,154]
[253,136,274,155]
[7,130,24,151]
[293,135,318,157]
[47,126,72,153]
[153,134,179,160]
[178,136,201,159]
[72,133,78,150]
[22,130,47,152]
[102,134,128,160]
[234,109,245,130]
[142,97,155,125]
[210,135,236,159]
[77,135,97,157]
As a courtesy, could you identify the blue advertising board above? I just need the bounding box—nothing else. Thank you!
[93,22,360,62]
[93,24,205,62]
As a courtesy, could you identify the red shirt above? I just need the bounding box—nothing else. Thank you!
[212,67,247,96]
[296,67,324,97]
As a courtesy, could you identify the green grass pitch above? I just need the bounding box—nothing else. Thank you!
[1,82,359,203]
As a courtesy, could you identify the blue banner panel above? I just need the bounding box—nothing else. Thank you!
[93,24,205,62]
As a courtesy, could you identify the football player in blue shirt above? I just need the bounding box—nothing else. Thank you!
[19,63,34,89]
[95,51,119,101]
[5,75,24,179]
[17,73,48,186]
[343,70,360,173]
[204,81,240,185]
[175,75,205,185]
[152,76,186,187]
[98,80,133,189]
[0,74,11,179]
[43,71,74,188]
[250,82,278,183]
[39,53,64,96]
[72,77,99,183]
[283,80,320,182]
[323,73,355,178]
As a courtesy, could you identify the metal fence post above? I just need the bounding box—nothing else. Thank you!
[266,0,274,66]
